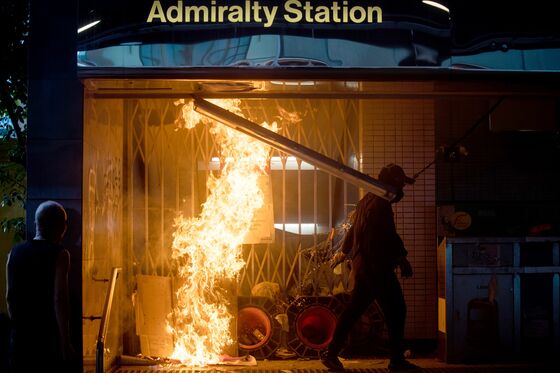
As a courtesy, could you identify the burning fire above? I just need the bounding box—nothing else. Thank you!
[168,99,278,366]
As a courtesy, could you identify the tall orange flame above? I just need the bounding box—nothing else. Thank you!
[168,99,277,366]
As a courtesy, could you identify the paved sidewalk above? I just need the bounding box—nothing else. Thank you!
[110,357,558,373]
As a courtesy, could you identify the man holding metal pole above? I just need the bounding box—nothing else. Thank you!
[322,164,419,372]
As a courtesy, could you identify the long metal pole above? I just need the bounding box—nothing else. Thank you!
[96,267,122,373]
[192,97,398,201]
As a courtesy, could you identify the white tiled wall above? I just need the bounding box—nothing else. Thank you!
[361,99,437,339]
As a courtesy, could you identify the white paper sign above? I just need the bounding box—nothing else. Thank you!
[243,173,275,244]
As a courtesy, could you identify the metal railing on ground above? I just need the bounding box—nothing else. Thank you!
[96,267,122,373]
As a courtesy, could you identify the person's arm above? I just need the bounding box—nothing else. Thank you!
[382,203,407,257]
[397,256,413,278]
[54,249,73,361]
[379,202,412,277]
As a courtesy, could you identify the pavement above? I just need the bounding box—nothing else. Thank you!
[108,357,559,373]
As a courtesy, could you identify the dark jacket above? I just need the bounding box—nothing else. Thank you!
[342,193,407,279]
[6,240,66,364]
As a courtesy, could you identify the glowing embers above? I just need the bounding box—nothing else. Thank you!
[168,99,277,366]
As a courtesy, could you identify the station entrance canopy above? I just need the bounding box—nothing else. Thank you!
[77,0,560,71]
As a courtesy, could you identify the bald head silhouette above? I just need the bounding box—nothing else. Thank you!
[34,200,68,243]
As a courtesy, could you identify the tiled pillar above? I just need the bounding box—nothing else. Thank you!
[361,96,438,339]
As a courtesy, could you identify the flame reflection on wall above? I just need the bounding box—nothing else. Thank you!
[167,99,278,366]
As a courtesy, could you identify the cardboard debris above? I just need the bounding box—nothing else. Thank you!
[135,275,239,358]
[135,275,174,357]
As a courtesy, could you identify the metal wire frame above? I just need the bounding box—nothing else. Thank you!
[83,91,438,350]
[122,97,360,298]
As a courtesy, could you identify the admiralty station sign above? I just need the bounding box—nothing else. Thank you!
[146,0,383,27]
[77,0,451,57]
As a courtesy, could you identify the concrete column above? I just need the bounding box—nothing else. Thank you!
[28,0,83,370]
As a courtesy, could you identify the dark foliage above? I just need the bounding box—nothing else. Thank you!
[0,0,28,240]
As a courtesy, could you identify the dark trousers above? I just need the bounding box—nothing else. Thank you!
[9,329,68,373]
[328,271,406,361]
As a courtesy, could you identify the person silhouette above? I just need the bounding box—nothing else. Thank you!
[322,164,419,372]
[6,200,74,372]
